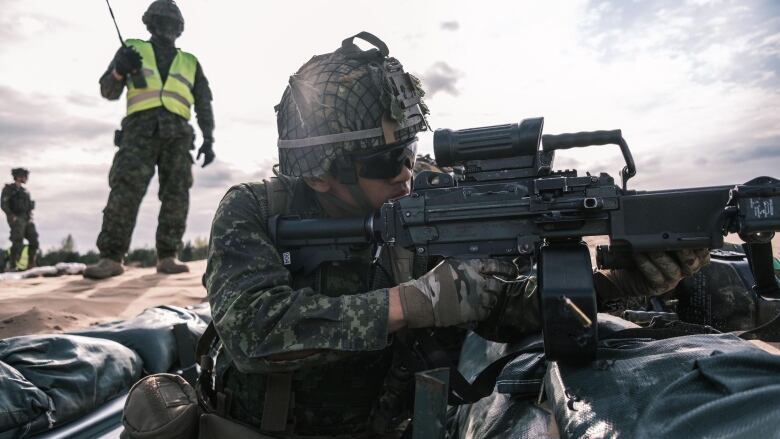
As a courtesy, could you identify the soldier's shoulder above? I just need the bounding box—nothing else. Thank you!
[177,47,198,61]
[218,181,269,209]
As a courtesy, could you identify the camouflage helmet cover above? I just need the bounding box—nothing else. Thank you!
[142,0,184,26]
[275,32,430,178]
[11,168,29,178]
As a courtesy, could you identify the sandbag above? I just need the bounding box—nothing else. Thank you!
[635,349,780,438]
[450,314,638,439]
[0,334,142,437]
[71,305,209,373]
[546,332,780,438]
[0,361,53,438]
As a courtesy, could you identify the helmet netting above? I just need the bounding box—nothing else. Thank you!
[276,47,426,177]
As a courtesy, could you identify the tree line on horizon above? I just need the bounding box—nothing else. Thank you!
[1,234,209,271]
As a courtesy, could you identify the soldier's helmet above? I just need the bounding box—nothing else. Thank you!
[11,168,29,179]
[142,0,184,39]
[275,32,429,179]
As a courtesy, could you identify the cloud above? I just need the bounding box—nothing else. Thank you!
[440,21,460,31]
[582,0,780,88]
[730,138,780,162]
[0,86,114,155]
[421,62,463,97]
[0,7,69,45]
[66,93,103,107]
[193,160,274,190]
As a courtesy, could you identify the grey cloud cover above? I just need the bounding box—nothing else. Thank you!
[421,61,463,97]
[730,138,780,162]
[440,21,460,31]
[0,6,69,46]
[0,86,114,155]
[582,0,780,88]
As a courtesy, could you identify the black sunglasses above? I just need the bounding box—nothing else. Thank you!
[352,138,418,179]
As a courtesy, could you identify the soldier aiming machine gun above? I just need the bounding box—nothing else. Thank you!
[269,117,780,363]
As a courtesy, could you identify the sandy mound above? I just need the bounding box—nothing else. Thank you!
[0,260,207,339]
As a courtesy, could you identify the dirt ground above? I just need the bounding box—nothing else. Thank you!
[0,260,207,339]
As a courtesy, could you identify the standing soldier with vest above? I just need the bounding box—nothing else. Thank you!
[85,0,215,279]
[1,168,38,271]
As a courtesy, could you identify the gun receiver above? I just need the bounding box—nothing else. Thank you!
[269,117,780,363]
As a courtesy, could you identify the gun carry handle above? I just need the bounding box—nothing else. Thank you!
[542,130,637,190]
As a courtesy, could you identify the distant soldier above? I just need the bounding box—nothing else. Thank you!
[85,0,215,279]
[1,168,38,271]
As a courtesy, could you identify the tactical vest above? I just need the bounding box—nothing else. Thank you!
[125,39,197,120]
[199,176,427,437]
[3,184,32,216]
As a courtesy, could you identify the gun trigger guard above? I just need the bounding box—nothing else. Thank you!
[371,244,385,266]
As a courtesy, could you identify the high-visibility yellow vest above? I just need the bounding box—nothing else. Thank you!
[125,39,197,120]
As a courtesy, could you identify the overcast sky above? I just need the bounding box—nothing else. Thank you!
[0,0,778,252]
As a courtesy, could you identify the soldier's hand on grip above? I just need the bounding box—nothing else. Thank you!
[398,258,517,328]
[197,139,215,168]
[114,46,142,77]
[604,249,710,297]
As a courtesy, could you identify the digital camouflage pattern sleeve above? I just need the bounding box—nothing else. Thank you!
[204,183,391,374]
[1,185,12,216]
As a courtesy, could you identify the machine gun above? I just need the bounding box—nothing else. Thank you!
[268,117,780,363]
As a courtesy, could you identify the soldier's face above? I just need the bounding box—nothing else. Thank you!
[356,162,413,209]
[149,16,183,43]
[305,160,413,213]
[15,176,27,184]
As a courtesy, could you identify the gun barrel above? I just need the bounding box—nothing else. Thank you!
[433,118,543,166]
[273,216,374,246]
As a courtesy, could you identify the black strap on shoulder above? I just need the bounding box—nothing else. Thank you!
[197,321,219,360]
[196,321,219,413]
[172,323,199,385]
[341,31,389,57]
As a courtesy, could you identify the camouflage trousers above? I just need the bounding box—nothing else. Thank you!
[96,131,193,261]
[7,215,38,269]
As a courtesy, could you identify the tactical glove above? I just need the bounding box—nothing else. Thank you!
[197,139,215,168]
[398,258,517,328]
[114,46,143,77]
[600,249,710,298]
[475,275,543,342]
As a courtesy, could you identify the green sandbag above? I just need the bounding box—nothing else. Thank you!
[70,305,209,373]
[450,314,637,439]
[0,361,53,438]
[546,333,780,438]
[0,334,142,437]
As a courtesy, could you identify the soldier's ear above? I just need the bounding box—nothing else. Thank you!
[303,176,332,193]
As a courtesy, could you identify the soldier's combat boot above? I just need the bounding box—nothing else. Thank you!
[156,257,189,274]
[83,258,124,279]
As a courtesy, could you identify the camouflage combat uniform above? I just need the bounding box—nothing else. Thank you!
[96,40,214,261]
[205,175,471,437]
[1,183,38,269]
